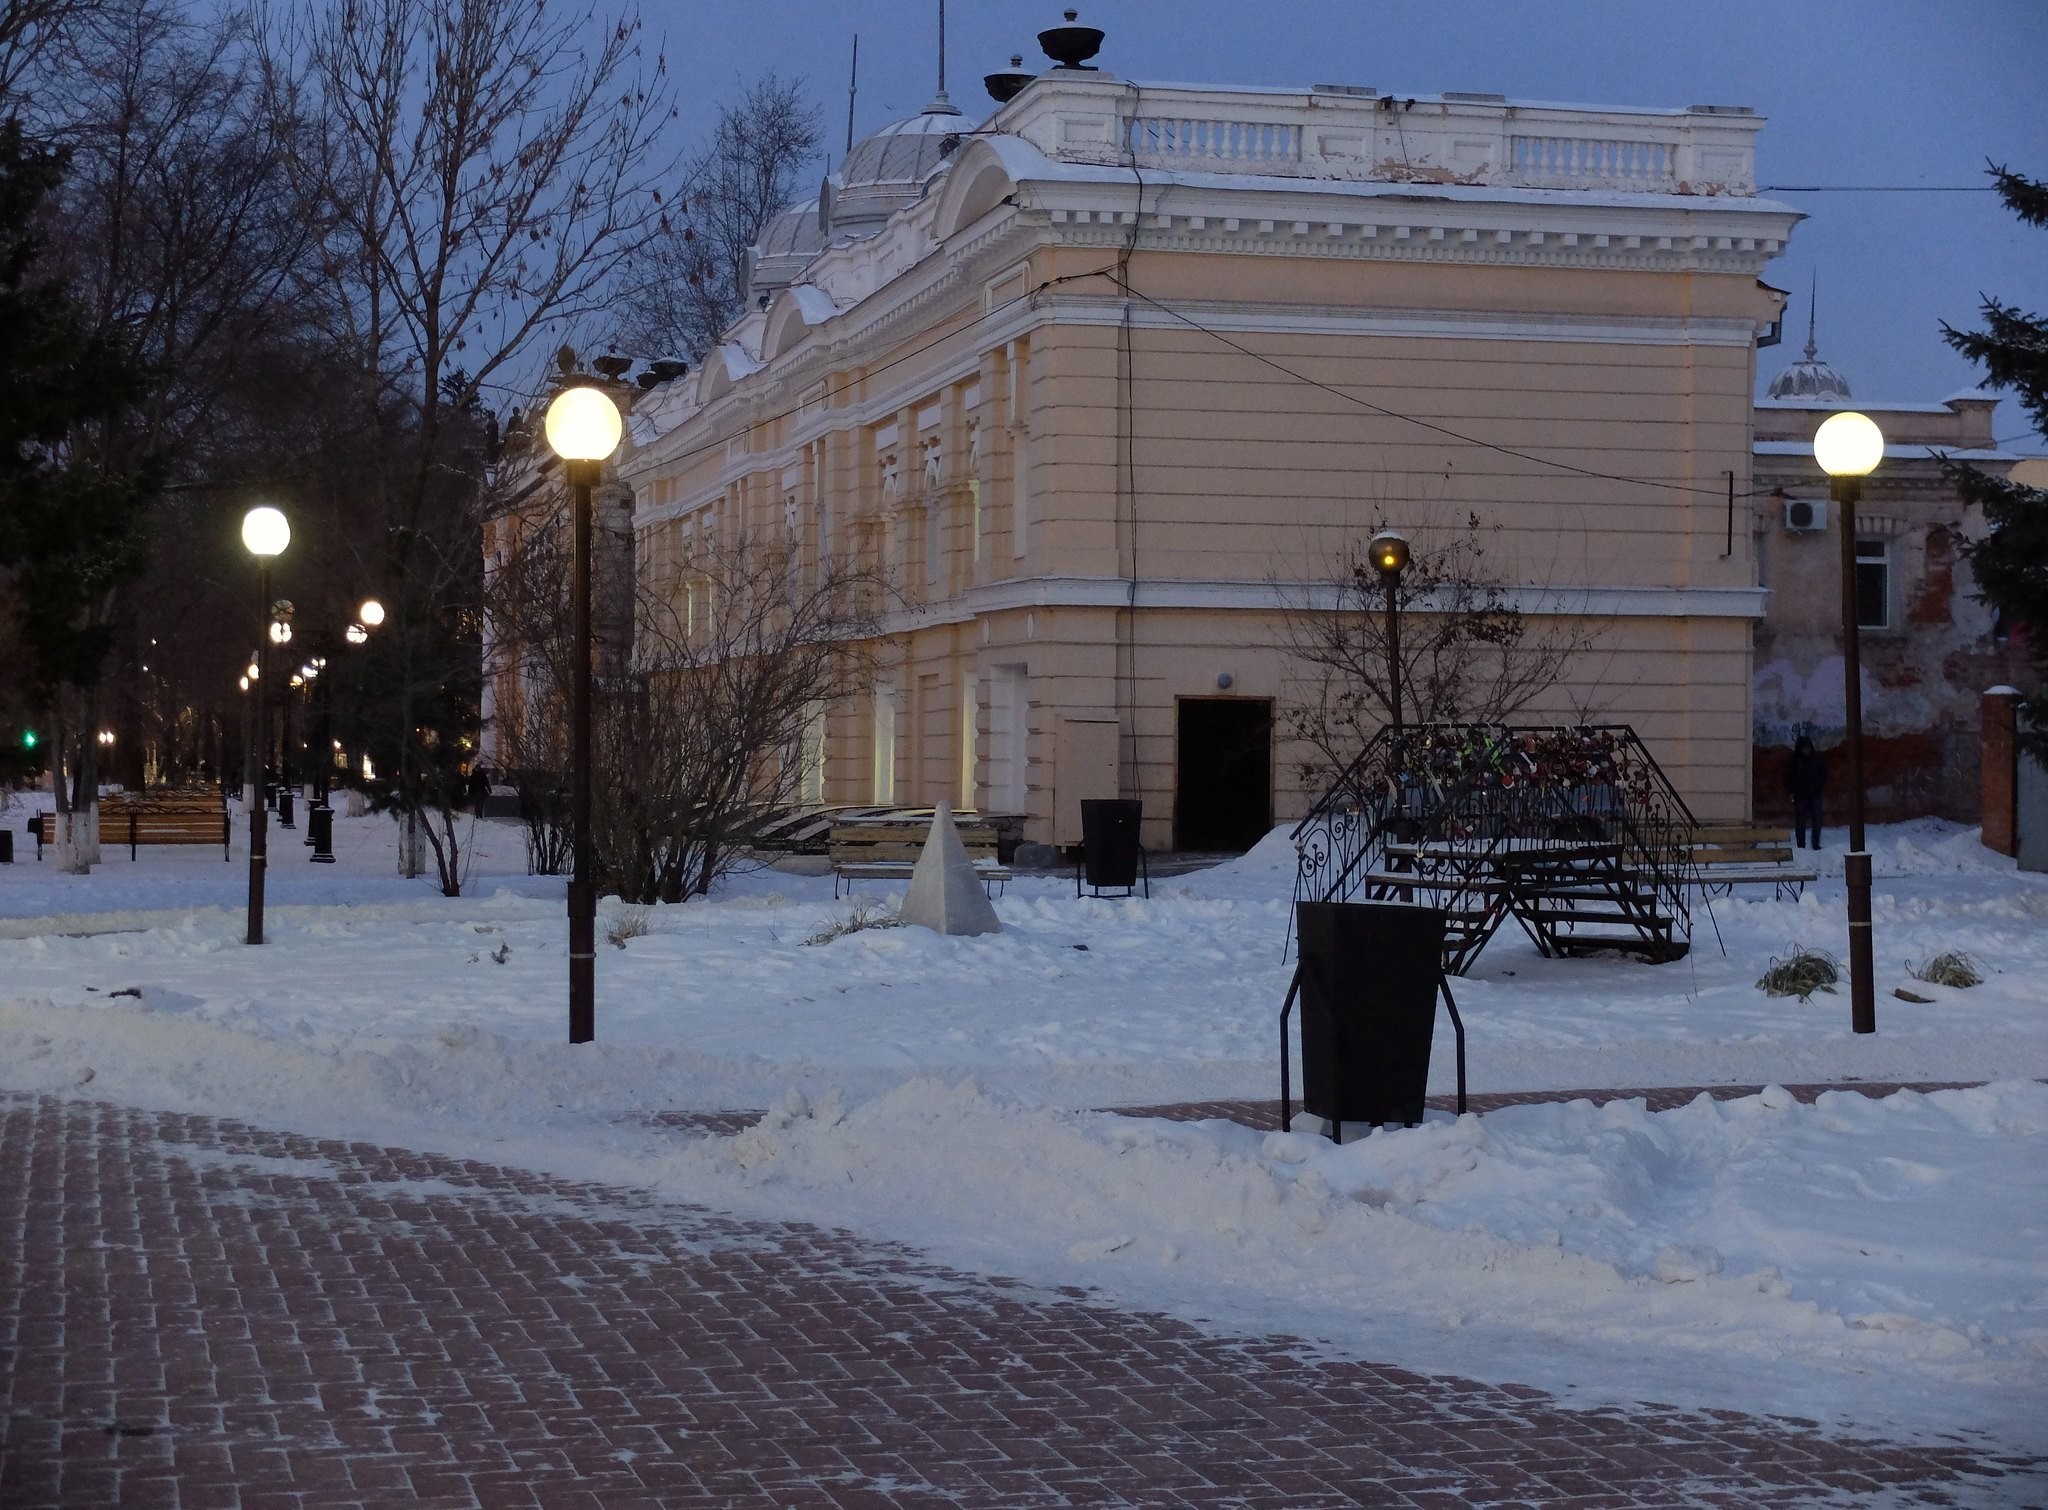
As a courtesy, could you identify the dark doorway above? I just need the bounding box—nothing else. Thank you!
[1175,698,1273,852]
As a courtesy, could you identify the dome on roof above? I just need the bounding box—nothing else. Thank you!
[825,97,967,238]
[1768,286,1852,402]
[746,196,828,301]
[1767,343,1852,402]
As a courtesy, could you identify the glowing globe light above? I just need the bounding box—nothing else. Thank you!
[1368,530,1410,576]
[1813,412,1885,478]
[241,506,290,557]
[358,598,385,627]
[544,386,623,462]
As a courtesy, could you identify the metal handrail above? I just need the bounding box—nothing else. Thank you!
[1290,723,1700,966]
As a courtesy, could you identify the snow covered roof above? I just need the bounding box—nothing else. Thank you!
[1752,441,2020,462]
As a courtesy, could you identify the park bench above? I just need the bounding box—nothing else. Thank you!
[829,814,1011,898]
[28,792,230,861]
[1684,822,1816,900]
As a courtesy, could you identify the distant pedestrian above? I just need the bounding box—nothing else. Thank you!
[1786,735,1827,849]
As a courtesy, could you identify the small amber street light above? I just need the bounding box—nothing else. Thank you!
[1368,530,1410,578]
[545,384,624,1047]
[1367,530,1411,734]
[1813,410,1885,1037]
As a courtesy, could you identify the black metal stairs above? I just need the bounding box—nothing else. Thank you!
[1291,726,1697,975]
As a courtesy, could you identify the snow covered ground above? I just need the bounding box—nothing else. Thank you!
[2,793,2044,1453]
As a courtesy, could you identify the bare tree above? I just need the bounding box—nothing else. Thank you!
[257,0,677,892]
[616,72,821,360]
[0,0,104,104]
[1283,512,1602,787]
[490,512,885,903]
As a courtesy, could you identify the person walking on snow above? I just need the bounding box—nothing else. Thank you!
[1787,735,1827,850]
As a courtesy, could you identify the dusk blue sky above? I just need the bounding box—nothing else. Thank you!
[648,0,2047,443]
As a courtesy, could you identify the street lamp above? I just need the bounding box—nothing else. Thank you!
[1814,410,1884,1035]
[545,383,623,1045]
[1368,530,1411,734]
[241,506,290,945]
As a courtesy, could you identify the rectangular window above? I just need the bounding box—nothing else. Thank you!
[1856,539,1889,630]
[967,423,983,562]
[959,675,978,810]
[1012,434,1030,561]
[872,686,896,803]
[800,699,826,805]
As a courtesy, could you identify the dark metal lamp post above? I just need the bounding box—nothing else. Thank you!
[1814,410,1885,1035]
[241,506,290,945]
[544,384,623,1045]
[1368,530,1411,734]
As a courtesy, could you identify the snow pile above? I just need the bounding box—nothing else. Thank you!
[672,1077,2047,1438]
[690,1079,2047,1380]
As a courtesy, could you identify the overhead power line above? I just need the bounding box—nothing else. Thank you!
[1100,272,1772,501]
[1763,185,1998,193]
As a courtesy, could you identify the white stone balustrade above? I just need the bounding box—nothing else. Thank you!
[1000,77,1760,196]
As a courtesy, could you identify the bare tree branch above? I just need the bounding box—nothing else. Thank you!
[614,71,820,360]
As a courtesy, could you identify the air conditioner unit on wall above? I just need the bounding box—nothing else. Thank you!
[1783,496,1829,533]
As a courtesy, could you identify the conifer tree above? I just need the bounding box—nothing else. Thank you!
[1943,164,2048,757]
[0,116,159,831]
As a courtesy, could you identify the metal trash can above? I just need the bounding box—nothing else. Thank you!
[1078,798,1147,896]
[307,803,335,863]
[1282,900,1463,1138]
[277,787,294,830]
[0,828,12,863]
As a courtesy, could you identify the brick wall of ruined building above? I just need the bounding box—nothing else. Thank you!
[1750,395,2029,822]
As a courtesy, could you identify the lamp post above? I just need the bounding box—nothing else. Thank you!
[1368,530,1411,734]
[544,384,623,1044]
[241,506,290,945]
[308,597,384,862]
[1814,410,1885,1035]
[269,606,296,829]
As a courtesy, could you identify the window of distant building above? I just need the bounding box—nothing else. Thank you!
[1856,539,1890,630]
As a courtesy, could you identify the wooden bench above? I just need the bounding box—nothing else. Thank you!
[29,795,230,861]
[829,816,1011,898]
[1685,823,1816,900]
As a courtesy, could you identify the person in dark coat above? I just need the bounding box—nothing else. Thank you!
[1786,735,1827,849]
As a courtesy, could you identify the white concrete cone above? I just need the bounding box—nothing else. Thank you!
[899,800,1002,936]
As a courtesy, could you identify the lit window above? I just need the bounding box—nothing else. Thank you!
[1855,539,1889,630]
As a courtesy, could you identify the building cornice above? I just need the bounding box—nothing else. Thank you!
[872,576,1766,635]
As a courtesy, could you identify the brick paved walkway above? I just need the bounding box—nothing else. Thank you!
[4,1093,2042,1509]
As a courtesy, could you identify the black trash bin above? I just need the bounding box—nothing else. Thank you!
[1282,900,1464,1138]
[1078,798,1147,897]
[307,803,335,863]
[277,787,294,830]
[0,827,12,863]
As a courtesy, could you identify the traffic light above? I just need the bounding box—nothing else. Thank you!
[19,729,35,750]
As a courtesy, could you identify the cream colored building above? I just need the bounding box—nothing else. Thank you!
[598,61,1802,851]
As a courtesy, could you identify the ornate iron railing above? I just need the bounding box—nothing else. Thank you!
[1290,724,1698,968]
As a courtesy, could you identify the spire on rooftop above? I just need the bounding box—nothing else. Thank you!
[1768,273,1852,402]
